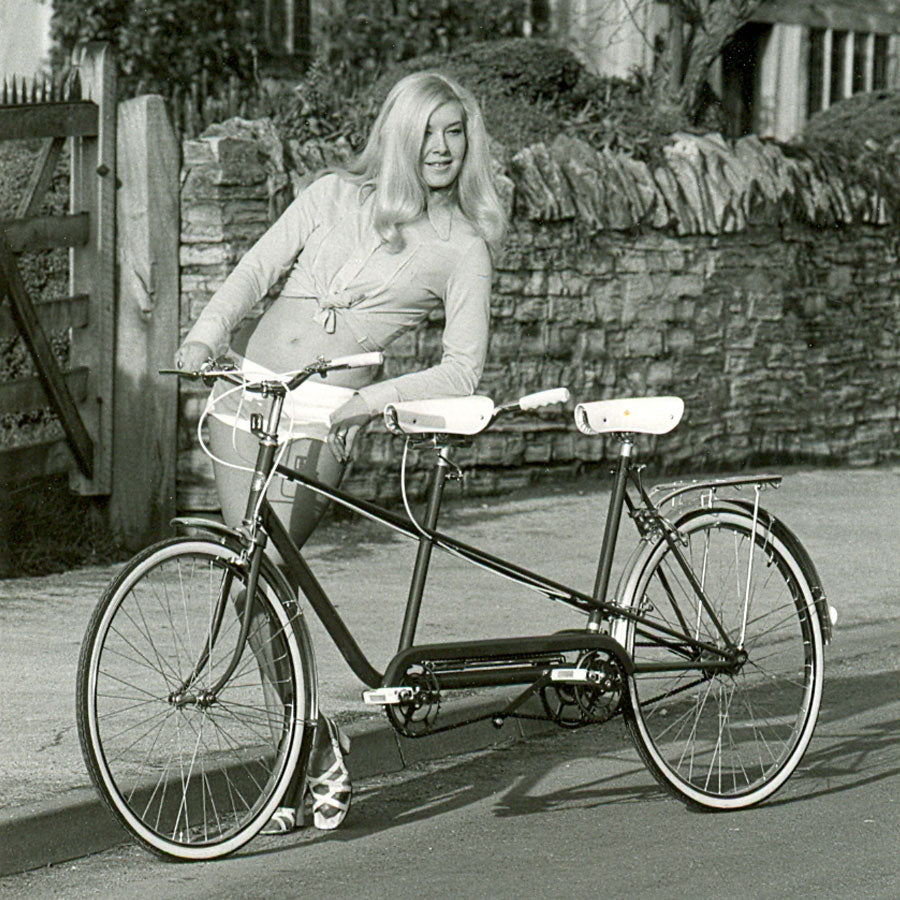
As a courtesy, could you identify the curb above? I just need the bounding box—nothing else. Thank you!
[0,693,554,877]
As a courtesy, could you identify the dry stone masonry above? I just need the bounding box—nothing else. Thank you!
[179,119,900,509]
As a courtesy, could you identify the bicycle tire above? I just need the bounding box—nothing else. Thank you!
[615,507,824,810]
[76,536,315,860]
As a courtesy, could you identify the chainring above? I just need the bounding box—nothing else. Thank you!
[540,650,624,728]
[386,664,441,737]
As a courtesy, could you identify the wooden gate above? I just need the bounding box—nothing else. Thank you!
[0,42,115,494]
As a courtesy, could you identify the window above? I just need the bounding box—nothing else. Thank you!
[257,0,310,64]
[808,27,893,117]
[721,22,771,139]
[830,30,848,103]
[873,34,889,89]
[852,32,868,93]
[807,28,825,117]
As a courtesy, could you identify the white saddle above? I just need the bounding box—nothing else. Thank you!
[384,396,495,436]
[575,397,684,436]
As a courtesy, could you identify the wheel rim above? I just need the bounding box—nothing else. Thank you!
[83,542,306,855]
[623,513,823,807]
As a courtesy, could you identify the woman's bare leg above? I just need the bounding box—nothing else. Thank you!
[207,414,354,823]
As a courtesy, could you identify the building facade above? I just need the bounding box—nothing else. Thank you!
[0,0,54,81]
[552,0,900,140]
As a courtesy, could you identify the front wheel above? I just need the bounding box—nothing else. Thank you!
[76,537,316,860]
[616,508,824,810]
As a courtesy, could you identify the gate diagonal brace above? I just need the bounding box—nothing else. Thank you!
[0,231,94,478]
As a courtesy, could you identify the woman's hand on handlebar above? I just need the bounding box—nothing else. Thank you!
[174,340,214,372]
[328,394,373,464]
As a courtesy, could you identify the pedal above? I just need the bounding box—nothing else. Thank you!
[362,687,416,706]
[550,667,606,685]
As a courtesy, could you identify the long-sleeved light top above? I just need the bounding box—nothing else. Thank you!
[185,172,493,413]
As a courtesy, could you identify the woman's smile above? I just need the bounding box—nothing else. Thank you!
[421,100,466,192]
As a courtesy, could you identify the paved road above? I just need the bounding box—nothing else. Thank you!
[1,466,898,890]
[2,560,899,899]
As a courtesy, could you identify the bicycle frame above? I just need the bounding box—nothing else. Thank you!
[193,435,751,697]
[174,363,821,717]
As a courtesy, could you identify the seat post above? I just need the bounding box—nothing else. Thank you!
[587,435,633,631]
[397,444,452,651]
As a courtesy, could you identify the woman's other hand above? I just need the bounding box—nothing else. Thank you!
[174,341,214,371]
[327,394,373,463]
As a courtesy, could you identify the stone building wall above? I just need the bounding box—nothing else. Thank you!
[178,122,900,509]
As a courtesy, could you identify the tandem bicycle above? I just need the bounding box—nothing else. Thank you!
[76,352,833,860]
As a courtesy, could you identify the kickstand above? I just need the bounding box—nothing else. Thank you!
[490,673,553,728]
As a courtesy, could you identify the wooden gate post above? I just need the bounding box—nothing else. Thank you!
[70,41,116,495]
[110,95,179,549]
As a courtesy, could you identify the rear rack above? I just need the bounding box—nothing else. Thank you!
[650,474,782,510]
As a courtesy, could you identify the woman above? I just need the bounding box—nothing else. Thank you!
[175,70,507,833]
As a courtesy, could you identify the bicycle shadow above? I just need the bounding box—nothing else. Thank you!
[237,723,674,862]
[763,666,900,807]
[237,667,900,859]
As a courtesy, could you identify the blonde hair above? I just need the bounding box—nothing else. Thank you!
[342,71,507,254]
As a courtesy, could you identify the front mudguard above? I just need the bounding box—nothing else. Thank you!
[171,514,320,657]
[171,515,295,605]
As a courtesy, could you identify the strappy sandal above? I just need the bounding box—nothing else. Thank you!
[259,806,298,835]
[307,718,351,830]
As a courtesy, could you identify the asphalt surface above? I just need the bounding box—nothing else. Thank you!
[3,655,896,899]
[0,465,897,877]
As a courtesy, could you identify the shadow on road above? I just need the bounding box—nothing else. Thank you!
[233,666,899,861]
[765,667,900,807]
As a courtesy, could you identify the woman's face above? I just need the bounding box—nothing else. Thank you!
[420,100,466,194]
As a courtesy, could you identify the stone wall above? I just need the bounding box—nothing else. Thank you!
[178,121,900,509]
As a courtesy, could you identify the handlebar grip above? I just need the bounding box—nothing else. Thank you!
[519,388,571,411]
[327,352,384,370]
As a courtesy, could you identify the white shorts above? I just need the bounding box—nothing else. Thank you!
[205,358,356,442]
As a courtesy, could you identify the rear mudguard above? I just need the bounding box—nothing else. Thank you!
[610,504,833,648]
[712,499,833,644]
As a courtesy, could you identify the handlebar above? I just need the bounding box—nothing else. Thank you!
[494,387,571,418]
[160,352,384,392]
[519,388,571,411]
[324,351,383,371]
[163,353,568,445]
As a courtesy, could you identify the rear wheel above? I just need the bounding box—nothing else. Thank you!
[617,508,824,809]
[76,537,315,859]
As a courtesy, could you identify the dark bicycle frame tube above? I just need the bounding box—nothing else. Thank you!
[588,439,632,631]
[397,448,451,651]
[264,504,384,688]
[265,456,736,689]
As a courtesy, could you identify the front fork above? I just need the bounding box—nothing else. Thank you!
[172,394,286,705]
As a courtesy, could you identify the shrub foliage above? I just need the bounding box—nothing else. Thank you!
[320,0,536,76]
[50,0,257,97]
[48,1,690,159]
[267,38,688,163]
